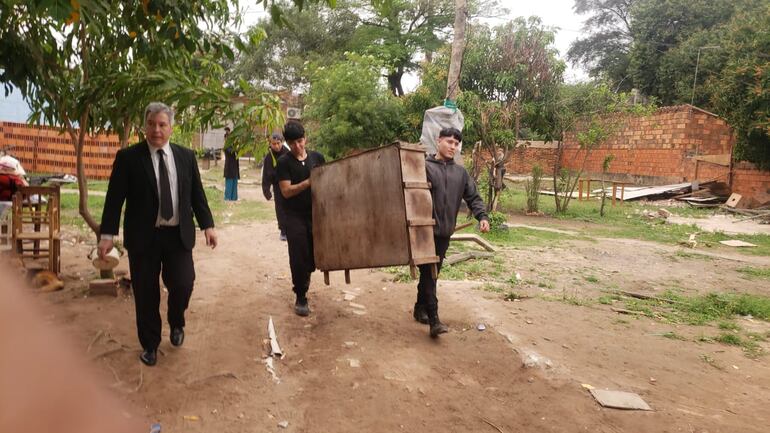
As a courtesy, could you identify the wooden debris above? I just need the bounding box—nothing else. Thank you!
[724,193,742,208]
[480,417,505,433]
[613,290,685,305]
[450,233,496,252]
[720,240,758,247]
[89,278,117,296]
[610,307,646,316]
[589,389,652,411]
[444,251,494,266]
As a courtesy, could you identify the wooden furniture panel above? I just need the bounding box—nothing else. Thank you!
[312,143,438,283]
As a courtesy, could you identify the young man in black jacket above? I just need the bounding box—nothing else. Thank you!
[276,122,325,316]
[416,127,490,337]
[262,133,289,240]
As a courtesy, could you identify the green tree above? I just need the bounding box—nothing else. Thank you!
[305,54,405,158]
[460,18,564,210]
[231,1,359,91]
[627,0,736,104]
[349,0,456,96]
[567,0,637,90]
[0,0,285,236]
[706,5,770,167]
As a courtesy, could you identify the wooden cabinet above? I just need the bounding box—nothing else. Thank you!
[311,143,438,284]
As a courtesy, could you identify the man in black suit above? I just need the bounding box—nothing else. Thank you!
[98,102,218,366]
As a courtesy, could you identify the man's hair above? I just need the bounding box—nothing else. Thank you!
[283,121,305,142]
[438,127,462,143]
[144,102,175,127]
[224,126,231,132]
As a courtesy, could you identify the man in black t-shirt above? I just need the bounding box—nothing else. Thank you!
[276,121,325,316]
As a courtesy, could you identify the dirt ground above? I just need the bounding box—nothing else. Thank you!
[15,180,770,433]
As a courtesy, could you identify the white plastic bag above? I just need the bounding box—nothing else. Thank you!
[419,106,465,162]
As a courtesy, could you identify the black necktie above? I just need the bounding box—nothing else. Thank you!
[158,149,173,221]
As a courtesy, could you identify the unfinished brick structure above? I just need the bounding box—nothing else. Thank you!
[0,121,121,180]
[559,105,770,206]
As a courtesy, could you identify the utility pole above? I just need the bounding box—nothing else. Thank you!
[445,0,468,102]
[691,45,721,106]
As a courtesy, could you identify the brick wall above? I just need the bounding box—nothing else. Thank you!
[0,121,121,180]
[732,162,770,207]
[561,105,733,185]
[475,141,559,175]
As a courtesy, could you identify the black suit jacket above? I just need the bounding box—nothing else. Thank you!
[100,141,215,252]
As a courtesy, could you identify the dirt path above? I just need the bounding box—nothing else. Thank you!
[36,182,770,433]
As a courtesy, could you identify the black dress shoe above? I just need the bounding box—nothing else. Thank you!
[170,327,185,347]
[140,349,157,366]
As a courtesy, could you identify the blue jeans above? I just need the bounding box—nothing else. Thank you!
[224,178,238,201]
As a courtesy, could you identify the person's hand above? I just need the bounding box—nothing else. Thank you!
[265,193,272,201]
[479,219,490,233]
[204,228,218,249]
[97,238,113,259]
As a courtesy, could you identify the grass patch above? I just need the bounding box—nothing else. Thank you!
[623,291,770,325]
[717,321,741,331]
[598,293,621,305]
[383,266,414,283]
[737,267,770,280]
[715,332,742,346]
[584,275,600,284]
[674,251,714,261]
[662,331,687,340]
[494,182,770,256]
[59,181,273,232]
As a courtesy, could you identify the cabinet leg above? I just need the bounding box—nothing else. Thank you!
[323,271,330,286]
[344,269,351,284]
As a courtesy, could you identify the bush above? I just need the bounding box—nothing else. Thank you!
[525,165,543,213]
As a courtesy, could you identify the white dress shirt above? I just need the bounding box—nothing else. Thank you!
[151,142,179,226]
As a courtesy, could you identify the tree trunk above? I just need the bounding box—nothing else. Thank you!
[445,0,468,101]
[387,68,404,97]
[120,115,132,149]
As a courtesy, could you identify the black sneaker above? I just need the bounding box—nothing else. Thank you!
[294,300,310,316]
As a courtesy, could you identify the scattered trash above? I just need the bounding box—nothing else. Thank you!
[589,389,652,411]
[477,323,486,331]
[521,349,553,369]
[278,421,289,429]
[349,302,366,310]
[720,239,757,247]
[149,423,161,433]
[264,357,280,383]
[525,319,533,324]
[658,208,672,219]
[344,341,356,348]
[182,415,200,421]
[348,358,361,368]
[581,383,595,390]
[268,316,283,358]
[343,293,356,301]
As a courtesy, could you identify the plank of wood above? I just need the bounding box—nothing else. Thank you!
[610,307,645,316]
[450,233,496,252]
[724,193,742,208]
[444,251,494,266]
[692,153,731,166]
[407,218,436,227]
[613,290,685,305]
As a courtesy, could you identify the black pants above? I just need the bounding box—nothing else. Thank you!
[283,210,315,299]
[416,236,451,313]
[127,227,195,351]
[272,184,285,234]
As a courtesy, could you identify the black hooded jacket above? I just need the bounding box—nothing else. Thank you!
[425,154,488,238]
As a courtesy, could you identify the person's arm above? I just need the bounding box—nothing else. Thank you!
[261,153,273,200]
[462,171,490,232]
[279,179,310,199]
[98,150,129,257]
[189,151,217,248]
